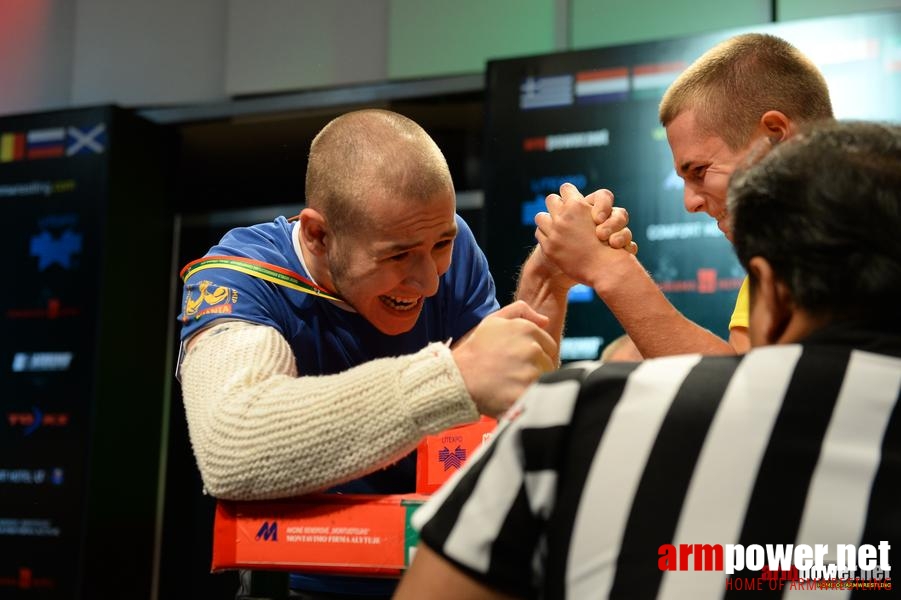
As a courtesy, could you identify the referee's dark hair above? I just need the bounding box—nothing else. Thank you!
[728,120,901,322]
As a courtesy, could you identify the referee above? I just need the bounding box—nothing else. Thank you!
[395,121,901,599]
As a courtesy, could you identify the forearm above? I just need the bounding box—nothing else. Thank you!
[180,322,478,500]
[592,253,736,358]
[396,544,517,600]
[513,247,570,362]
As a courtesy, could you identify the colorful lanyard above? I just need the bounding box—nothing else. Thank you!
[180,255,342,302]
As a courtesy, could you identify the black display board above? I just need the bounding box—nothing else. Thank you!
[484,9,901,360]
[0,106,173,599]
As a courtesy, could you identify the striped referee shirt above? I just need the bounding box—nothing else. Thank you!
[413,322,901,599]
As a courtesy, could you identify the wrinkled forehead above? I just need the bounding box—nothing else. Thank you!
[346,189,456,240]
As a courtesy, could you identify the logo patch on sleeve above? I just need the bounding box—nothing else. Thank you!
[183,280,238,321]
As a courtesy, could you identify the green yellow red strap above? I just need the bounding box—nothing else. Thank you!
[180,255,341,302]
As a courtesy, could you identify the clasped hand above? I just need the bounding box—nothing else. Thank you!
[452,300,556,418]
[534,182,637,288]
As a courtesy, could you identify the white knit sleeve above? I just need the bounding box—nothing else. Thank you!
[179,321,479,500]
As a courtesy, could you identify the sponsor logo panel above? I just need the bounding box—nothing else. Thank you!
[182,280,239,321]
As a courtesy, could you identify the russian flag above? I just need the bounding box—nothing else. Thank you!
[26,128,66,159]
[1,132,26,162]
[631,62,685,98]
[575,67,629,104]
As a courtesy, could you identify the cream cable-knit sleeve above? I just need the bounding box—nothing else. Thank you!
[179,320,479,500]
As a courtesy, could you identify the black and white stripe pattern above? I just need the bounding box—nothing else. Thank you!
[415,341,901,599]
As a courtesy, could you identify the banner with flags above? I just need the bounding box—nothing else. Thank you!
[0,123,107,164]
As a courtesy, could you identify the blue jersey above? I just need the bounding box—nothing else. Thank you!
[178,214,498,596]
[180,215,497,376]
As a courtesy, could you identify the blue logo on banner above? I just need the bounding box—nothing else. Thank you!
[521,195,547,227]
[438,446,466,471]
[522,174,589,225]
[256,521,278,542]
[30,229,82,270]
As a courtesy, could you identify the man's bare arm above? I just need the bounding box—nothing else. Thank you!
[590,251,737,356]
[514,184,635,362]
[729,326,751,353]
[394,544,517,600]
[535,191,737,357]
[512,245,572,364]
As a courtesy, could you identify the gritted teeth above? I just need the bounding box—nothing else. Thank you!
[379,294,421,311]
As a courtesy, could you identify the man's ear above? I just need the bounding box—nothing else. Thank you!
[757,110,793,146]
[299,207,329,256]
[748,256,794,345]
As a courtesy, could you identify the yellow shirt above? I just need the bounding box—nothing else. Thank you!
[729,276,749,330]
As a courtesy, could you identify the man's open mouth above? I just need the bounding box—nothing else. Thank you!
[379,295,421,311]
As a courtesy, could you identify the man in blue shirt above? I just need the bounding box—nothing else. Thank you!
[178,108,633,598]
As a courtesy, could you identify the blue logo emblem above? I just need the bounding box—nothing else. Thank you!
[255,521,278,542]
[438,446,466,471]
[30,229,82,270]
